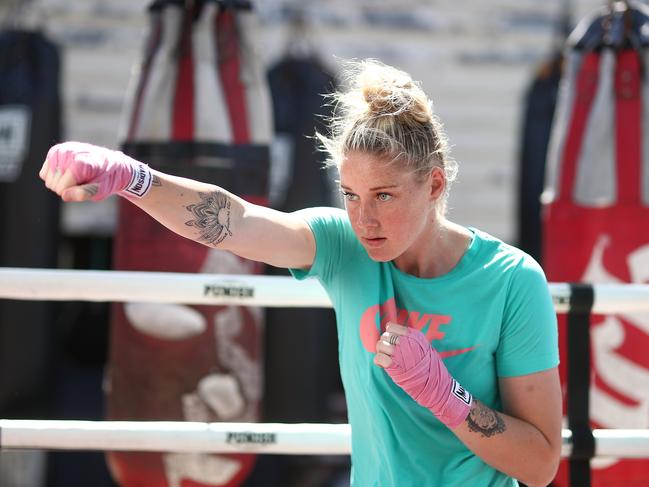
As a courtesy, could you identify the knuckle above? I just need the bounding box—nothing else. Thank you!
[46,146,57,161]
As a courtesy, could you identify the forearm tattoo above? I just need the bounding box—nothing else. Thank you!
[83,184,99,197]
[184,191,233,246]
[152,175,161,186]
[466,401,506,438]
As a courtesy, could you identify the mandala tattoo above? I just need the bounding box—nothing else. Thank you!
[466,401,506,438]
[184,191,233,246]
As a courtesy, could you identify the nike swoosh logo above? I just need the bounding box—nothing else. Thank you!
[439,346,478,359]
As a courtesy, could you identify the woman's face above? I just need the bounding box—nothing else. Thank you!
[339,151,443,263]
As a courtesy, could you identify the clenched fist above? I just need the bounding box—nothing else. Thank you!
[376,323,473,428]
[39,141,152,202]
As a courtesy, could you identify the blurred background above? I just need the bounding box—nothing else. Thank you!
[0,1,640,486]
[2,0,602,242]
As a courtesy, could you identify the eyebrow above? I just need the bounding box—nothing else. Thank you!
[339,184,399,191]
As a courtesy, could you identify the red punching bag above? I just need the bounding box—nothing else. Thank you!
[543,2,649,485]
[105,1,272,486]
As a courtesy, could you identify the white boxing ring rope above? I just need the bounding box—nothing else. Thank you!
[0,421,351,455]
[1,267,649,459]
[0,268,330,308]
[0,420,649,459]
[2,267,649,313]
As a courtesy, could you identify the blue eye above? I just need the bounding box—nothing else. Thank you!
[377,193,392,201]
[340,190,359,201]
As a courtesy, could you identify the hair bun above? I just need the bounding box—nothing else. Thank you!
[362,86,398,116]
[358,71,431,125]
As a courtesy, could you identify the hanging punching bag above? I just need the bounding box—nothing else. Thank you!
[517,51,562,263]
[0,28,61,417]
[264,56,339,423]
[517,6,571,263]
[0,27,61,487]
[105,1,272,486]
[543,2,649,485]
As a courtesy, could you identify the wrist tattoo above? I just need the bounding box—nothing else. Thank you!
[466,401,506,438]
[83,184,99,197]
[152,175,162,187]
[185,191,233,246]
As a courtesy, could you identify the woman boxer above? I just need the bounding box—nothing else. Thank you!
[40,59,561,486]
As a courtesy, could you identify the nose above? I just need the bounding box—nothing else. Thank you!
[358,200,379,228]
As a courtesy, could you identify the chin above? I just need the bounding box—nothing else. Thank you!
[364,247,395,262]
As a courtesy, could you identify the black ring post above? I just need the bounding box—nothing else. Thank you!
[567,283,595,487]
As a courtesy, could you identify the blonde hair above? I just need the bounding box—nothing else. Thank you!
[317,59,458,210]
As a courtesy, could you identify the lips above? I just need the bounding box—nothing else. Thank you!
[362,237,386,248]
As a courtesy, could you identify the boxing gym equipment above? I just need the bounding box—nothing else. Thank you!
[106,1,272,486]
[0,27,61,487]
[543,1,649,485]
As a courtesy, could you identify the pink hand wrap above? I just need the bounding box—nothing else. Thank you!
[386,328,473,428]
[46,141,152,201]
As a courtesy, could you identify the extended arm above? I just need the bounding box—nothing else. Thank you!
[40,141,315,269]
[117,171,315,269]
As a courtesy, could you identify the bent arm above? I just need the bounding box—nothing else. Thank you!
[451,368,562,487]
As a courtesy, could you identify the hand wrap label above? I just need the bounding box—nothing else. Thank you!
[385,328,473,428]
[123,162,153,198]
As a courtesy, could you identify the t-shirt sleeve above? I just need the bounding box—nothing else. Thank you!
[288,207,350,285]
[496,256,559,377]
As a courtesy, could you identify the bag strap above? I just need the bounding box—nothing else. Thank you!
[558,52,601,204]
[614,48,642,206]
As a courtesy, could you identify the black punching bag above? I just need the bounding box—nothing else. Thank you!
[264,56,341,423]
[0,29,61,418]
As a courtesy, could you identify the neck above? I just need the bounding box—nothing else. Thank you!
[393,218,472,278]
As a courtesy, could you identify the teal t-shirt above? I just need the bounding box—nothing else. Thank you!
[290,207,559,487]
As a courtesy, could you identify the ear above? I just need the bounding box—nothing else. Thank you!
[428,166,446,201]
